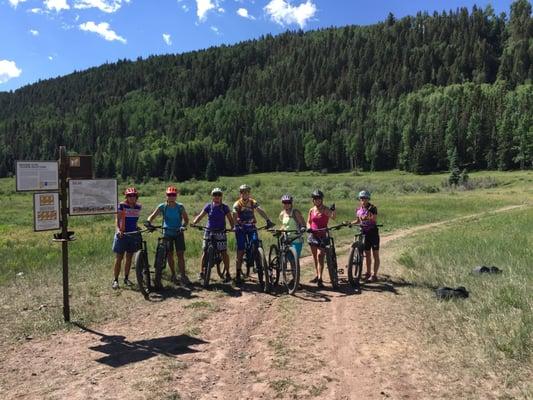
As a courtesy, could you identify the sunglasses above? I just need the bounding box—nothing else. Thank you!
[312,197,323,200]
[359,197,368,200]
[166,193,177,197]
[282,201,292,204]
[126,194,137,198]
[212,193,222,197]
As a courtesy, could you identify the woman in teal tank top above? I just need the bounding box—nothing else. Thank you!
[278,194,306,257]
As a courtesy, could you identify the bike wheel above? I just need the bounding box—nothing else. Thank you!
[255,247,269,292]
[202,246,215,288]
[326,248,339,289]
[347,245,363,288]
[268,244,281,286]
[216,257,226,280]
[134,250,150,297]
[283,247,300,295]
[154,240,166,290]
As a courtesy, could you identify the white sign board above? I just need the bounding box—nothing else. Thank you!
[16,161,59,192]
[33,192,60,231]
[69,179,118,216]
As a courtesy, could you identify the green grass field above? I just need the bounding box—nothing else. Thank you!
[0,170,531,348]
[396,206,532,396]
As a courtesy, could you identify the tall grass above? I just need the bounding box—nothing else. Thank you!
[397,207,532,395]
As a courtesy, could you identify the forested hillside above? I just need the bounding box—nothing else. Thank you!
[0,0,531,179]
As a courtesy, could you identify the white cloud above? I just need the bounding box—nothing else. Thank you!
[48,55,54,60]
[237,7,254,20]
[181,4,189,12]
[74,0,126,13]
[0,60,22,84]
[28,7,44,13]
[264,0,316,28]
[79,21,127,43]
[162,33,172,45]
[196,0,215,21]
[29,29,40,36]
[8,0,28,8]
[210,25,220,34]
[44,0,70,12]
[218,7,224,12]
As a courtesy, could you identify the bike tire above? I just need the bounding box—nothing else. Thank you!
[283,247,300,295]
[134,250,150,297]
[326,248,339,289]
[268,244,281,286]
[154,240,166,290]
[202,246,215,288]
[347,245,363,288]
[216,257,226,280]
[255,246,268,292]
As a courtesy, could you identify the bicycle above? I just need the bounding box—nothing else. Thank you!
[237,223,270,291]
[192,225,233,288]
[308,224,346,289]
[133,223,186,297]
[346,223,383,288]
[267,229,304,295]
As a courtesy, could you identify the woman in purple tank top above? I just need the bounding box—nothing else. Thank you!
[306,190,336,288]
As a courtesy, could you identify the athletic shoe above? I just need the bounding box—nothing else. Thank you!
[170,275,179,285]
[317,279,324,288]
[180,275,192,286]
[234,273,243,285]
[123,278,134,286]
[223,274,232,283]
[309,276,319,283]
[112,280,119,289]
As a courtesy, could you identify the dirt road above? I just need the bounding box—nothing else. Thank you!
[0,205,525,400]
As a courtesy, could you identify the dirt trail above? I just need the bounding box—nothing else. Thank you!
[0,205,526,400]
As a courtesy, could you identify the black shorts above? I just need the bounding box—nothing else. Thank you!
[363,229,380,251]
[164,234,186,252]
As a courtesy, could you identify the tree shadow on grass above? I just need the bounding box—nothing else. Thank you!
[74,323,208,368]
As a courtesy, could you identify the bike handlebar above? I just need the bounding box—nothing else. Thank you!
[307,223,347,233]
[190,224,233,233]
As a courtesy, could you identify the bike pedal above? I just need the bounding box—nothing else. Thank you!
[337,268,344,274]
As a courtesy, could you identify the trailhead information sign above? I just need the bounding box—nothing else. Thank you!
[68,179,118,216]
[33,192,60,231]
[16,161,59,192]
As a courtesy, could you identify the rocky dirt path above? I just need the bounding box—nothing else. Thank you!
[0,205,526,400]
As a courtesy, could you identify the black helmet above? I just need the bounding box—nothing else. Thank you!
[311,189,324,199]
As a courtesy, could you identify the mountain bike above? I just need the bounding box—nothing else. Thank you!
[308,224,346,289]
[267,229,304,295]
[192,225,233,288]
[238,223,270,291]
[346,224,383,288]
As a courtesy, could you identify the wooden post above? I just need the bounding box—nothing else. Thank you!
[59,146,70,322]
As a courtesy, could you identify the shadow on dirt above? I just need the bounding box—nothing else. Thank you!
[74,323,208,368]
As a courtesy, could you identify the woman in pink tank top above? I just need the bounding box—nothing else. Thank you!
[307,190,336,288]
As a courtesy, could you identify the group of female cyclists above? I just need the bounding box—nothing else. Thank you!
[112,184,380,290]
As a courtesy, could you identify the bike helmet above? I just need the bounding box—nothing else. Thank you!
[211,187,223,196]
[311,189,324,199]
[358,190,371,200]
[281,194,293,203]
[239,184,251,192]
[166,186,178,195]
[124,187,138,197]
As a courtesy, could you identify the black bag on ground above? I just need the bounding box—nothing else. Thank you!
[472,265,502,274]
[435,286,469,300]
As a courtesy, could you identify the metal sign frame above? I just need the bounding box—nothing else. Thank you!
[33,192,60,231]
[15,160,59,192]
[68,179,118,216]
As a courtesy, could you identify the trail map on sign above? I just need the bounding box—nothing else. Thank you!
[33,192,60,231]
[16,161,59,192]
[69,179,117,215]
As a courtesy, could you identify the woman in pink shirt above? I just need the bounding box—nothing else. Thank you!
[307,190,336,288]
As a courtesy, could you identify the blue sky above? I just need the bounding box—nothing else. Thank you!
[0,0,516,92]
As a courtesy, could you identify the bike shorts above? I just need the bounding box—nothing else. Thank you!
[307,233,329,248]
[292,242,303,258]
[235,228,258,251]
[363,229,380,251]
[203,231,227,251]
[112,232,141,254]
[164,234,186,252]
